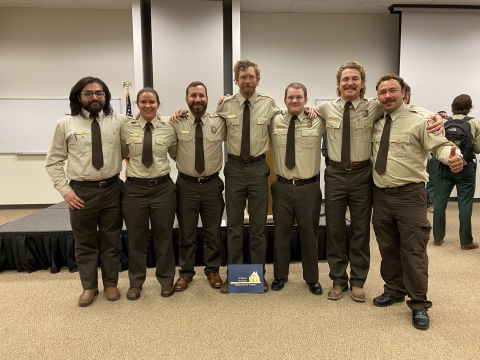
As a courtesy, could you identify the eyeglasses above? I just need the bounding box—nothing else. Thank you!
[238,75,256,81]
[80,90,105,98]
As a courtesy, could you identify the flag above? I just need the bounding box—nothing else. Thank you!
[126,91,133,117]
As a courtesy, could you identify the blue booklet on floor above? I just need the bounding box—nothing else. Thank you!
[228,264,264,294]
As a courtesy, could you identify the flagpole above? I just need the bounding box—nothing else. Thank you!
[123,81,133,117]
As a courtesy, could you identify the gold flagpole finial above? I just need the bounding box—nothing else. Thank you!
[123,81,132,90]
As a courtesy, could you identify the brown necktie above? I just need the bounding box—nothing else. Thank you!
[90,113,103,170]
[285,116,297,170]
[341,101,352,168]
[240,99,251,161]
[142,121,153,168]
[375,114,392,175]
[195,118,205,174]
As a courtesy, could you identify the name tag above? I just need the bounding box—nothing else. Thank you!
[227,115,236,119]
[180,130,189,134]
[76,131,87,135]
[129,133,139,137]
[328,117,337,120]
[276,125,286,129]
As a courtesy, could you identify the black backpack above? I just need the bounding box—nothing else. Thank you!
[444,116,474,162]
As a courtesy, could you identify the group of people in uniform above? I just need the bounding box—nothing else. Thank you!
[46,59,467,331]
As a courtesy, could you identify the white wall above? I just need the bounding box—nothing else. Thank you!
[150,0,224,115]
[0,8,134,205]
[399,10,480,198]
[241,12,399,194]
[0,7,401,205]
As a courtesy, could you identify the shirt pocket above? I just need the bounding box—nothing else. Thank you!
[154,137,169,159]
[355,119,373,143]
[68,131,91,155]
[390,134,410,158]
[226,117,240,136]
[126,137,143,157]
[206,130,224,143]
[273,128,288,148]
[326,121,342,142]
[257,117,271,138]
[178,133,193,143]
[300,129,320,150]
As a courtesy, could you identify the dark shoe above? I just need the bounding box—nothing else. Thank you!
[271,277,288,291]
[104,286,120,301]
[373,292,405,307]
[264,279,269,292]
[78,287,99,307]
[412,309,430,330]
[327,284,348,300]
[433,240,444,246]
[461,242,479,250]
[127,287,142,300]
[220,278,229,294]
[174,276,191,291]
[161,285,175,297]
[350,286,365,302]
[307,281,323,295]
[207,272,223,289]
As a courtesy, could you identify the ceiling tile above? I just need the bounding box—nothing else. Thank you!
[79,0,132,10]
[241,0,292,12]
[290,1,362,13]
[5,0,84,8]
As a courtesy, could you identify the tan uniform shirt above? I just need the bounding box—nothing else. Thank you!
[171,112,226,177]
[271,111,325,179]
[216,91,279,157]
[315,98,435,163]
[451,114,480,153]
[45,110,127,197]
[315,97,382,162]
[372,103,456,188]
[121,115,177,178]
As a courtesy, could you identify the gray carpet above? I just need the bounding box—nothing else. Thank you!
[0,202,479,359]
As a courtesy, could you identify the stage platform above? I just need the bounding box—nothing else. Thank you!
[0,202,352,273]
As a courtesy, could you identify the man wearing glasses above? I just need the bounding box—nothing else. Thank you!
[46,76,127,307]
[215,59,279,293]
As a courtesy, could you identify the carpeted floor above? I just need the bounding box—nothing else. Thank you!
[0,202,479,359]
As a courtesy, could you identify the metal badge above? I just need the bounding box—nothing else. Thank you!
[363,110,369,117]
[211,126,217,134]
[308,121,313,128]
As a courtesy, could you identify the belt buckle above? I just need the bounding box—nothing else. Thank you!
[245,157,253,163]
[197,176,205,183]
[98,180,107,188]
[148,179,158,187]
[292,179,298,186]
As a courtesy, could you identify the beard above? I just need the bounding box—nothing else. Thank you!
[188,102,207,116]
[82,100,104,114]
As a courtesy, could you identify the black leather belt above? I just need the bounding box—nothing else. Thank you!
[228,153,266,163]
[329,159,371,170]
[179,172,219,184]
[70,175,118,188]
[381,182,425,194]
[127,174,170,187]
[277,175,319,186]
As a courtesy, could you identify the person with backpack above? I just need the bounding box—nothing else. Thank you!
[433,94,480,249]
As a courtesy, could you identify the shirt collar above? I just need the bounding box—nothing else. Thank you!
[384,103,407,122]
[338,96,362,109]
[238,91,258,106]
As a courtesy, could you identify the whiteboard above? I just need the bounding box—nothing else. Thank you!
[0,98,122,154]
